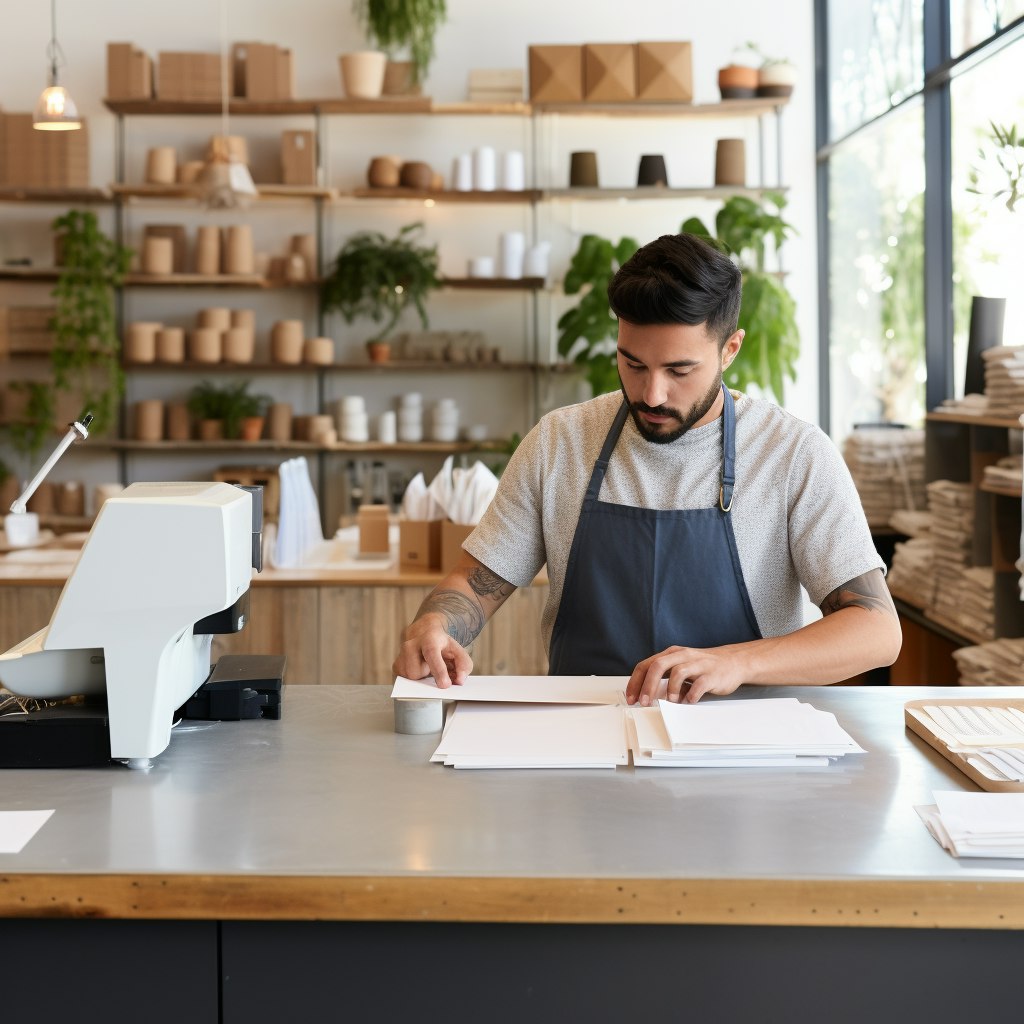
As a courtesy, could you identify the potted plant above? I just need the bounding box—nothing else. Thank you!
[188,380,271,441]
[556,233,639,396]
[682,192,800,402]
[321,222,440,361]
[717,43,761,100]
[238,390,271,442]
[757,55,797,98]
[353,0,448,93]
[50,209,132,436]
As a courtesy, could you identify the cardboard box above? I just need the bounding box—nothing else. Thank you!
[358,504,390,555]
[232,43,294,101]
[467,68,524,103]
[584,43,636,102]
[399,519,442,570]
[157,52,222,102]
[0,112,88,188]
[440,520,475,575]
[635,41,693,102]
[107,43,153,99]
[276,49,295,100]
[528,45,584,103]
[0,306,57,357]
[281,129,316,185]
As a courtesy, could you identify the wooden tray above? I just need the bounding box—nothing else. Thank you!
[905,697,1024,792]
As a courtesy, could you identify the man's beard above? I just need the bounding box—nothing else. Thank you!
[623,369,723,445]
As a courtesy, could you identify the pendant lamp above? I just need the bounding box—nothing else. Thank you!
[197,0,258,208]
[33,0,82,131]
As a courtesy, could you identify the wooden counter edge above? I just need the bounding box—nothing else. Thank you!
[2,874,1022,929]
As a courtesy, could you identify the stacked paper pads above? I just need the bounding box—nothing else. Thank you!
[983,347,1024,418]
[842,428,926,530]
[917,791,1024,859]
[392,677,865,770]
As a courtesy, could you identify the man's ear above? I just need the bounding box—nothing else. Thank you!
[721,329,745,370]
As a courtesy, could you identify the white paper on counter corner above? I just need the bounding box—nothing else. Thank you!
[392,675,628,705]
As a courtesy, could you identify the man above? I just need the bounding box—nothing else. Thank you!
[393,233,902,704]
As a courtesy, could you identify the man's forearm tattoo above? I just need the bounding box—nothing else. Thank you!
[820,569,898,619]
[418,589,485,647]
[467,566,515,603]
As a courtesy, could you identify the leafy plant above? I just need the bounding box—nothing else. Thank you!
[5,382,56,462]
[187,380,270,440]
[50,209,132,435]
[683,192,800,402]
[968,121,1023,213]
[556,234,639,396]
[321,222,441,343]
[353,0,448,86]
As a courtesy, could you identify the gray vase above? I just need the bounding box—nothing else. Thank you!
[964,296,1006,396]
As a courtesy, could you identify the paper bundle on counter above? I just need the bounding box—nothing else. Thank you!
[842,428,926,529]
[917,790,1024,858]
[271,457,324,568]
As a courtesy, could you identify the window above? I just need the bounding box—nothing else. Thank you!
[951,0,1024,55]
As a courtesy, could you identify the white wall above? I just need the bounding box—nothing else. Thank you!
[0,0,818,502]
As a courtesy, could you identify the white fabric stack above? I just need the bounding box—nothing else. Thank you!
[926,480,986,636]
[271,457,325,567]
[887,536,938,608]
[842,428,926,529]
[931,393,990,416]
[953,638,1024,686]
[889,509,932,537]
[983,346,1024,418]
[982,455,1023,492]
[918,791,1024,858]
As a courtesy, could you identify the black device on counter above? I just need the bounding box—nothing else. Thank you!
[179,654,285,721]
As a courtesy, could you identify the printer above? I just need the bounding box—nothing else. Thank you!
[0,481,268,768]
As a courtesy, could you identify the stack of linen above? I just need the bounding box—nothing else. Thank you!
[887,535,938,608]
[918,791,1024,858]
[842,428,926,529]
[982,455,1023,492]
[953,638,1024,686]
[983,346,1024,418]
[889,509,932,537]
[926,480,993,639]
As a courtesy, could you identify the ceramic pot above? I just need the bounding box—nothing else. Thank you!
[303,336,334,365]
[965,296,1007,395]
[715,139,746,186]
[0,476,20,513]
[308,414,335,444]
[757,63,797,98]
[637,154,668,187]
[284,254,308,283]
[198,307,231,330]
[199,419,224,442]
[55,482,85,517]
[125,321,161,363]
[144,146,177,185]
[267,402,293,442]
[230,308,256,329]
[26,482,55,515]
[399,161,434,190]
[141,236,173,275]
[271,320,304,364]
[718,65,759,99]
[134,400,165,442]
[195,225,221,276]
[383,60,421,96]
[156,327,185,363]
[223,326,255,364]
[224,225,255,275]
[290,234,317,276]
[569,151,599,188]
[339,51,387,99]
[176,160,204,184]
[189,327,223,364]
[367,156,401,188]
[240,416,265,442]
[367,341,391,364]
[166,402,191,441]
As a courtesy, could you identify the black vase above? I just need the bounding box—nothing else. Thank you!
[637,154,668,187]
[964,296,1006,396]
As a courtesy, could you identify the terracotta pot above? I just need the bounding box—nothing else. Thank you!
[715,139,746,186]
[224,326,255,364]
[339,51,387,99]
[198,307,231,330]
[189,327,223,364]
[26,482,55,515]
[267,402,293,441]
[141,236,174,275]
[239,416,265,442]
[125,321,161,363]
[144,146,177,185]
[383,60,421,97]
[303,336,334,365]
[569,151,599,187]
[166,402,191,441]
[367,156,401,188]
[134,399,165,442]
[231,308,256,329]
[195,225,221,276]
[718,65,759,99]
[308,414,335,444]
[55,481,85,517]
[155,327,185,363]
[224,225,255,275]
[367,341,391,364]
[199,419,225,442]
[271,320,304,364]
[400,161,434,190]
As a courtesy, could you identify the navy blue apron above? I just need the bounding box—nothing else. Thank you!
[548,385,762,676]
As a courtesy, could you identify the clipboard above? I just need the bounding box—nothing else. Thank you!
[905,697,1024,793]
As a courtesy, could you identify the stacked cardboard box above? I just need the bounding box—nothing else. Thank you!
[467,69,524,104]
[0,111,89,188]
[107,43,154,99]
[281,130,316,185]
[231,43,295,101]
[157,52,223,102]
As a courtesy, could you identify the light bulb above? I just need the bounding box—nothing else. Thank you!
[33,85,81,130]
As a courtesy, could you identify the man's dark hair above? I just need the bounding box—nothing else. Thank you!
[607,233,742,348]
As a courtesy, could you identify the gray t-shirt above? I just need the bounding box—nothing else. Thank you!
[464,390,883,653]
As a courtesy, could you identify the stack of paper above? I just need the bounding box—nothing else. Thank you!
[917,790,1024,858]
[889,509,932,537]
[907,702,1024,783]
[953,639,1024,686]
[842,428,926,529]
[628,698,864,768]
[983,346,1024,418]
[887,536,938,607]
[982,455,1023,492]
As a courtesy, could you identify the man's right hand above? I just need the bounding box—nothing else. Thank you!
[392,613,474,688]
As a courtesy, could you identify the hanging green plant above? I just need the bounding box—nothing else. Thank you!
[683,192,800,402]
[50,209,132,434]
[321,222,441,344]
[557,233,639,396]
[5,382,55,463]
[354,0,448,86]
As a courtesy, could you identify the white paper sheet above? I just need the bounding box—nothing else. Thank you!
[0,809,54,853]
[393,675,627,705]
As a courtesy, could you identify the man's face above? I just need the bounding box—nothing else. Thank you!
[616,320,744,445]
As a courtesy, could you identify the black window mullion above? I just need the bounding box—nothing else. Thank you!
[814,0,831,433]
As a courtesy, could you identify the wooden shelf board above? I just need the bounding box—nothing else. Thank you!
[926,411,1024,429]
[532,97,789,118]
[111,183,337,201]
[123,273,319,289]
[891,594,984,648]
[979,480,1023,498]
[104,98,321,115]
[315,97,434,114]
[89,439,503,454]
[341,188,540,203]
[0,267,60,282]
[430,101,530,115]
[0,187,111,204]
[543,185,787,200]
[121,360,579,374]
[123,361,317,373]
[441,276,545,290]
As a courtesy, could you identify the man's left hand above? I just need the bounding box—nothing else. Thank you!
[625,645,751,706]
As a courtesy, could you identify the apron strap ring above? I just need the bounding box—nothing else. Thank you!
[719,483,734,513]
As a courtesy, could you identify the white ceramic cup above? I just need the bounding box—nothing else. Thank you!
[378,411,397,444]
[502,150,525,191]
[453,153,473,191]
[468,256,495,278]
[473,146,496,191]
[4,512,39,547]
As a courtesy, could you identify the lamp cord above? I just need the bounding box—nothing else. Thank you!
[46,0,66,84]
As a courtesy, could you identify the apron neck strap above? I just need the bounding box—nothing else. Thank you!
[719,384,737,513]
[584,400,630,503]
